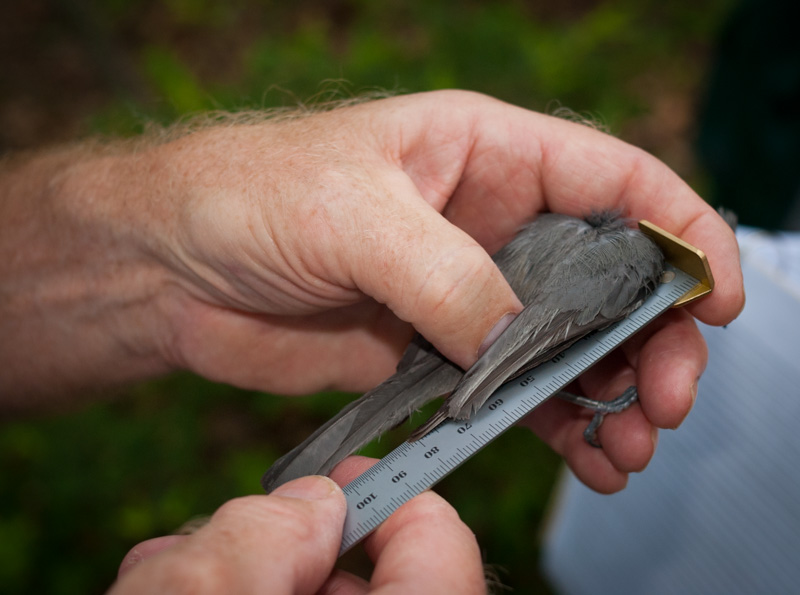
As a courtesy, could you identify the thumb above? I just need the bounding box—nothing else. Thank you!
[111,476,346,594]
[351,177,523,370]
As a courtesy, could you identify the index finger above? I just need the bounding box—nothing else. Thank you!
[527,111,742,326]
[388,91,744,327]
[365,491,486,594]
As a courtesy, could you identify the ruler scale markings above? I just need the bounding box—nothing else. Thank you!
[339,266,697,556]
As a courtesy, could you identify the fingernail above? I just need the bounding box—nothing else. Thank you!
[674,378,699,428]
[478,312,517,358]
[272,476,339,500]
[651,426,659,450]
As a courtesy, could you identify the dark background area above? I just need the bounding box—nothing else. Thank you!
[1,0,763,593]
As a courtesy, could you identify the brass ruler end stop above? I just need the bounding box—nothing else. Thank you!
[638,220,715,307]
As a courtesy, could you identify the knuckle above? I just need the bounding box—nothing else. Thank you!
[395,491,462,527]
[156,552,233,595]
[214,494,317,546]
[414,244,494,323]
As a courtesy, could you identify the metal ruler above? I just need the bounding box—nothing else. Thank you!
[339,262,701,556]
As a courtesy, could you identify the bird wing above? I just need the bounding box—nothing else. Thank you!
[407,303,614,440]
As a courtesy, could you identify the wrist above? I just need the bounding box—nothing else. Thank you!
[0,146,177,405]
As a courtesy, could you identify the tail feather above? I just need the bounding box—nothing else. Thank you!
[407,408,450,441]
[261,354,462,492]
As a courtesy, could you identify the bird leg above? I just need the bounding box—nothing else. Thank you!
[555,386,639,448]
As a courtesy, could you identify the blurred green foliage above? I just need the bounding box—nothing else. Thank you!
[2,0,735,593]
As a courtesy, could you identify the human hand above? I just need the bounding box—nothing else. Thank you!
[8,90,744,492]
[139,91,741,492]
[112,457,485,594]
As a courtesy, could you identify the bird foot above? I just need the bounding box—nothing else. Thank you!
[556,386,639,448]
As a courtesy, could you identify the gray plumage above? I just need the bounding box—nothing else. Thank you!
[261,212,665,492]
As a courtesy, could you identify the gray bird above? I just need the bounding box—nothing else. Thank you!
[261,212,665,492]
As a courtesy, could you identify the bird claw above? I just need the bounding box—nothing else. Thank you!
[583,413,604,448]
